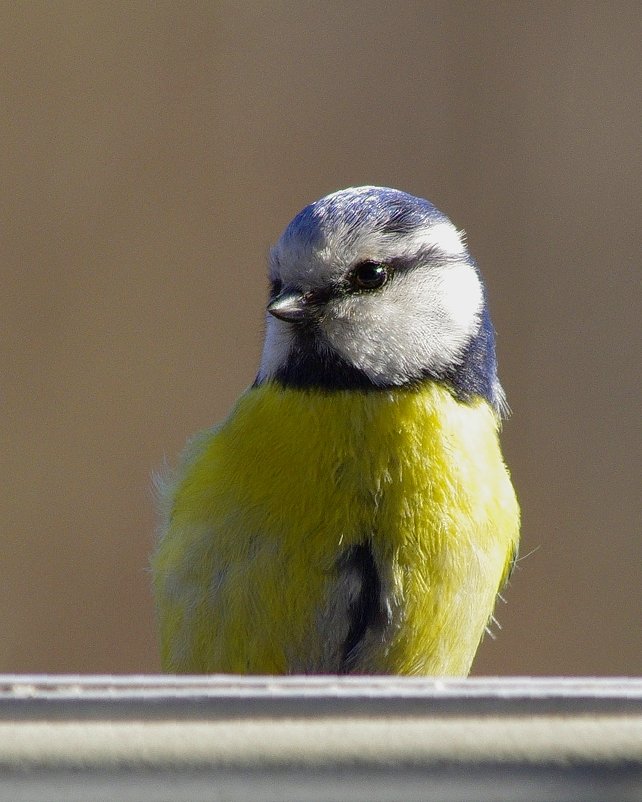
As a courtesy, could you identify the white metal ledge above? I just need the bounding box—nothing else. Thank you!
[0,675,640,802]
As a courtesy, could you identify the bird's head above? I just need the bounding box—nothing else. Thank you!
[257,186,506,415]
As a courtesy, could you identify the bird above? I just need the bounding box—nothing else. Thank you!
[152,186,520,676]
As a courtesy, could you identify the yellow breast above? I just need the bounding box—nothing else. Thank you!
[153,381,519,675]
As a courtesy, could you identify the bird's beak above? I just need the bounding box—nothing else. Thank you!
[267,290,322,323]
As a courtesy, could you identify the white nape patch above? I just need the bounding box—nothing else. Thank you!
[257,314,295,382]
[322,260,483,385]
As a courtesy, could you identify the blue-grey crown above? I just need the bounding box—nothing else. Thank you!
[284,186,450,247]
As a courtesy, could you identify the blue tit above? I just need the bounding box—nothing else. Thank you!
[153,186,520,675]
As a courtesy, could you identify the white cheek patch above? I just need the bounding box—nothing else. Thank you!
[434,261,484,330]
[322,261,483,385]
[257,315,295,381]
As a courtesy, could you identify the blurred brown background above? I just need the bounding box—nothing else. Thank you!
[1,2,640,676]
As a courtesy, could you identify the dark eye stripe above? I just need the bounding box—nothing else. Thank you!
[387,245,461,272]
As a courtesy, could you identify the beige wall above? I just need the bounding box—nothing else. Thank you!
[1,2,640,675]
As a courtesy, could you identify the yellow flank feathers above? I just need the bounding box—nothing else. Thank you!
[153,380,519,676]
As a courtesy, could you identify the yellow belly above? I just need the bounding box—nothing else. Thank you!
[153,381,520,675]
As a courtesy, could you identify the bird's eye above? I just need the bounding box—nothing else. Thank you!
[351,261,389,291]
